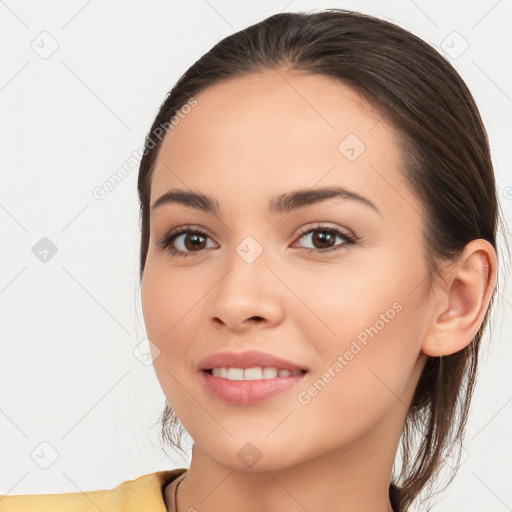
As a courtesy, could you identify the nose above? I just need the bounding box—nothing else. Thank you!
[207,249,285,332]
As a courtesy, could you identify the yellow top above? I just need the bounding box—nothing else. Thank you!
[1,469,402,511]
[0,468,187,512]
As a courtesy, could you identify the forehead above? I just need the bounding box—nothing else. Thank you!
[155,70,387,162]
[150,69,417,221]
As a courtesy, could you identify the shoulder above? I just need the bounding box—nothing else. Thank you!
[0,468,187,512]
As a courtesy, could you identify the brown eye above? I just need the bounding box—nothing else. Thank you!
[295,226,356,253]
[157,228,216,257]
[179,232,207,251]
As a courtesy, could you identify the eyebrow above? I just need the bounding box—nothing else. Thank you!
[151,186,381,216]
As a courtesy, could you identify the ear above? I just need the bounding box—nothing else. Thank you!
[422,239,497,357]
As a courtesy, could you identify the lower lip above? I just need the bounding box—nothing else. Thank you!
[200,370,307,405]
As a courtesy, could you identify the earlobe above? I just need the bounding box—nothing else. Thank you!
[421,239,497,358]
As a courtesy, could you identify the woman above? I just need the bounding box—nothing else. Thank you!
[1,8,506,512]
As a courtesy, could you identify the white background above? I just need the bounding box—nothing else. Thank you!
[1,1,511,511]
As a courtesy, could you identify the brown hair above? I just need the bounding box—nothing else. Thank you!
[137,9,507,511]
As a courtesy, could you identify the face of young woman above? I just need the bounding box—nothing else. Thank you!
[141,70,431,472]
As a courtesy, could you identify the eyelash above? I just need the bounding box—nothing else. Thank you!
[156,224,358,258]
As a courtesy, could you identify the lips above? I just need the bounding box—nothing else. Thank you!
[198,349,309,373]
[201,370,307,405]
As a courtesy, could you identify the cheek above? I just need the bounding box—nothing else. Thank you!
[141,263,169,341]
[290,257,424,416]
[290,243,424,343]
[141,256,196,340]
[141,258,214,377]
[141,277,179,381]
[292,308,419,449]
[141,262,200,403]
[287,258,397,347]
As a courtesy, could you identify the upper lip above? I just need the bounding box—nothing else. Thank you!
[198,350,308,372]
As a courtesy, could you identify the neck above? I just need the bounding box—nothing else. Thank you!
[175,413,402,512]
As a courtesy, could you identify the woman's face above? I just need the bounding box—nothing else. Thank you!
[141,70,430,471]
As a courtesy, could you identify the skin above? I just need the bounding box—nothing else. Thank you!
[140,69,497,512]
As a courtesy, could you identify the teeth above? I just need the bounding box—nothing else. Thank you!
[210,367,303,380]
